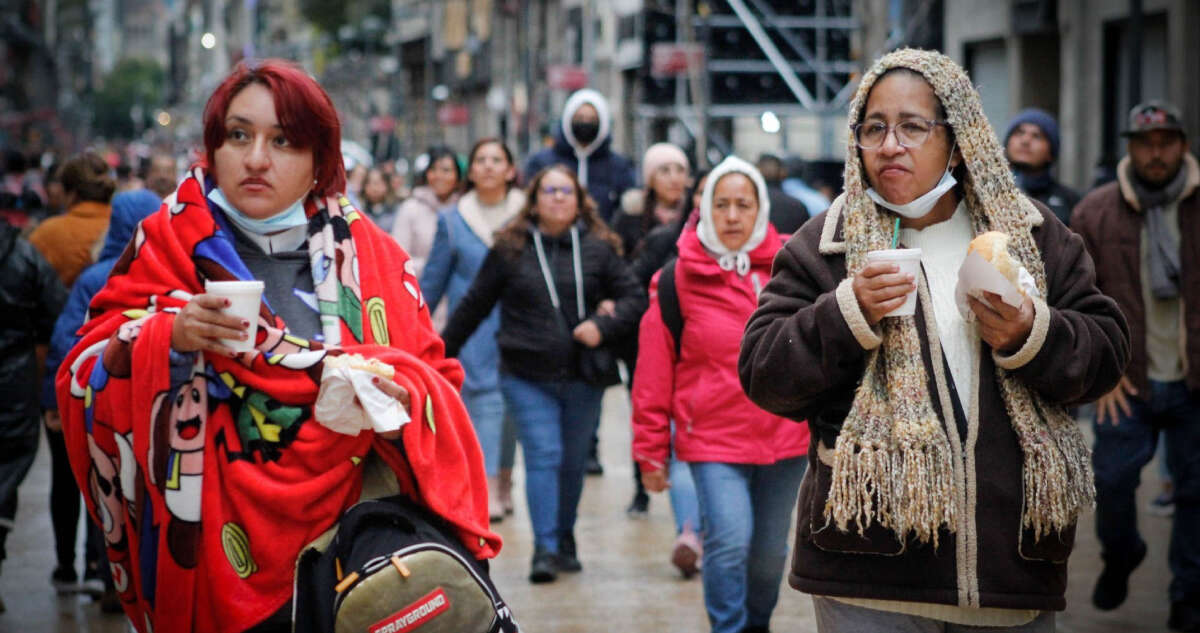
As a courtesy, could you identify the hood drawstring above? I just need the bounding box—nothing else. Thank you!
[532,225,586,320]
[717,252,752,276]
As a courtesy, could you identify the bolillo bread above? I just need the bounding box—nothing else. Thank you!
[967,231,1022,289]
[324,353,396,379]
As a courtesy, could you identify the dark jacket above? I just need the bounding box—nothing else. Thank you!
[1070,153,1200,394]
[739,197,1128,611]
[42,189,163,410]
[631,210,697,288]
[0,221,66,434]
[524,131,636,223]
[441,224,647,383]
[1016,173,1081,227]
[766,184,810,235]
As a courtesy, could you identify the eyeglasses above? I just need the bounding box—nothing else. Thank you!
[852,118,949,150]
[540,185,575,197]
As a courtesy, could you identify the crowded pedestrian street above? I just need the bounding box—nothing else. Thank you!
[4,1,1200,632]
[0,391,1175,632]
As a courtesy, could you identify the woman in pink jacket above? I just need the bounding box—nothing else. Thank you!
[632,155,810,633]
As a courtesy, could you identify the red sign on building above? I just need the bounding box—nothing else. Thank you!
[547,64,590,91]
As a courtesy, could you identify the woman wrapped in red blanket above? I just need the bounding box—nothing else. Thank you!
[55,59,500,633]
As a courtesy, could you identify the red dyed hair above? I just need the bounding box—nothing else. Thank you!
[202,59,346,196]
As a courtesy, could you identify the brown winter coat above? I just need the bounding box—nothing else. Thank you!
[1070,153,1200,394]
[28,200,111,287]
[739,198,1128,611]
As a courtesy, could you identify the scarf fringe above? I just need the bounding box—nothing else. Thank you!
[825,423,957,549]
[1016,407,1096,539]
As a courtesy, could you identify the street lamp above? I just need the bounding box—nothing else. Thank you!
[201,32,216,49]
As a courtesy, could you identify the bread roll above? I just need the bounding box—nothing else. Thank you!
[967,231,1021,288]
[324,353,396,379]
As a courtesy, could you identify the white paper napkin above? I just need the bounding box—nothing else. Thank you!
[955,251,1040,320]
[314,364,411,436]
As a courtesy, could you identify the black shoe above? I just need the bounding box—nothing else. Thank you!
[585,455,604,476]
[1170,601,1200,632]
[556,533,583,573]
[99,589,124,614]
[529,547,558,583]
[1092,539,1148,610]
[626,491,649,518]
[740,627,770,633]
[51,566,79,594]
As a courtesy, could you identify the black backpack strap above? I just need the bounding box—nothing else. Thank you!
[658,258,683,358]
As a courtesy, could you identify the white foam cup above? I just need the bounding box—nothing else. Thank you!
[865,248,923,317]
[204,280,264,352]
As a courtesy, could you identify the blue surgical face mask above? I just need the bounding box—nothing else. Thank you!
[865,144,958,219]
[207,187,310,235]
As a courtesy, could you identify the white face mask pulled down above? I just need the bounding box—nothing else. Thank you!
[866,145,958,219]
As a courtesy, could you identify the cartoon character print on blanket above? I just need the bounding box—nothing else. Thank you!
[56,165,498,633]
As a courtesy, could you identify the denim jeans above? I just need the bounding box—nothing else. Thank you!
[691,457,808,633]
[1093,379,1200,602]
[461,388,505,476]
[668,422,700,535]
[500,374,603,552]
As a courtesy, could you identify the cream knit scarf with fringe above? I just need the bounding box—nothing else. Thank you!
[827,48,1094,548]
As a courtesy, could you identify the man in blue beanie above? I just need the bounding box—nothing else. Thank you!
[1004,107,1081,226]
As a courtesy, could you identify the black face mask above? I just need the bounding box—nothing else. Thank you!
[571,120,600,145]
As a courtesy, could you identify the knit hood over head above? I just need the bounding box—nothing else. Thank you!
[828,47,1093,548]
[697,155,772,275]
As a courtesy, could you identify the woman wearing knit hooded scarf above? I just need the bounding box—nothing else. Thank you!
[740,49,1130,631]
[634,155,810,633]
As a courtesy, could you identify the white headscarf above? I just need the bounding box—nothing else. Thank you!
[697,155,772,275]
[560,89,612,187]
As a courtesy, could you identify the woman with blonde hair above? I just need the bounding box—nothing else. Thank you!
[740,48,1129,631]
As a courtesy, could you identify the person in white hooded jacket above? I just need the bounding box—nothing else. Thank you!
[523,88,637,223]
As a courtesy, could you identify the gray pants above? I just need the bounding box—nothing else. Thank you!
[812,596,1056,632]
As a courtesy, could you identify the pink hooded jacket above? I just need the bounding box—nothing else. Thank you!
[632,225,809,471]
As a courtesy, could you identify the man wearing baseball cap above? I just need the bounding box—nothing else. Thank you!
[1072,100,1200,632]
[1003,108,1081,226]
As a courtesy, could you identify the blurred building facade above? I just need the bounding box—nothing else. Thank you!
[942,0,1200,190]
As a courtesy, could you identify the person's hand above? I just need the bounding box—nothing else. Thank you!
[641,467,670,493]
[1096,376,1138,426]
[596,299,616,317]
[171,294,249,356]
[853,262,916,326]
[43,409,62,432]
[573,319,604,348]
[968,291,1034,353]
[369,376,411,440]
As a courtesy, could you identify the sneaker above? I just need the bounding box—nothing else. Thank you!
[671,529,702,579]
[1170,601,1200,632]
[529,547,558,583]
[51,566,79,594]
[487,476,505,523]
[81,564,105,597]
[1092,539,1148,610]
[556,533,583,573]
[1149,487,1175,517]
[626,491,649,519]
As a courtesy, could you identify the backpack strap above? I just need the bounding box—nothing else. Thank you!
[658,258,683,358]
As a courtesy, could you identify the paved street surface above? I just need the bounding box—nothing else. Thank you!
[1,389,1174,632]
